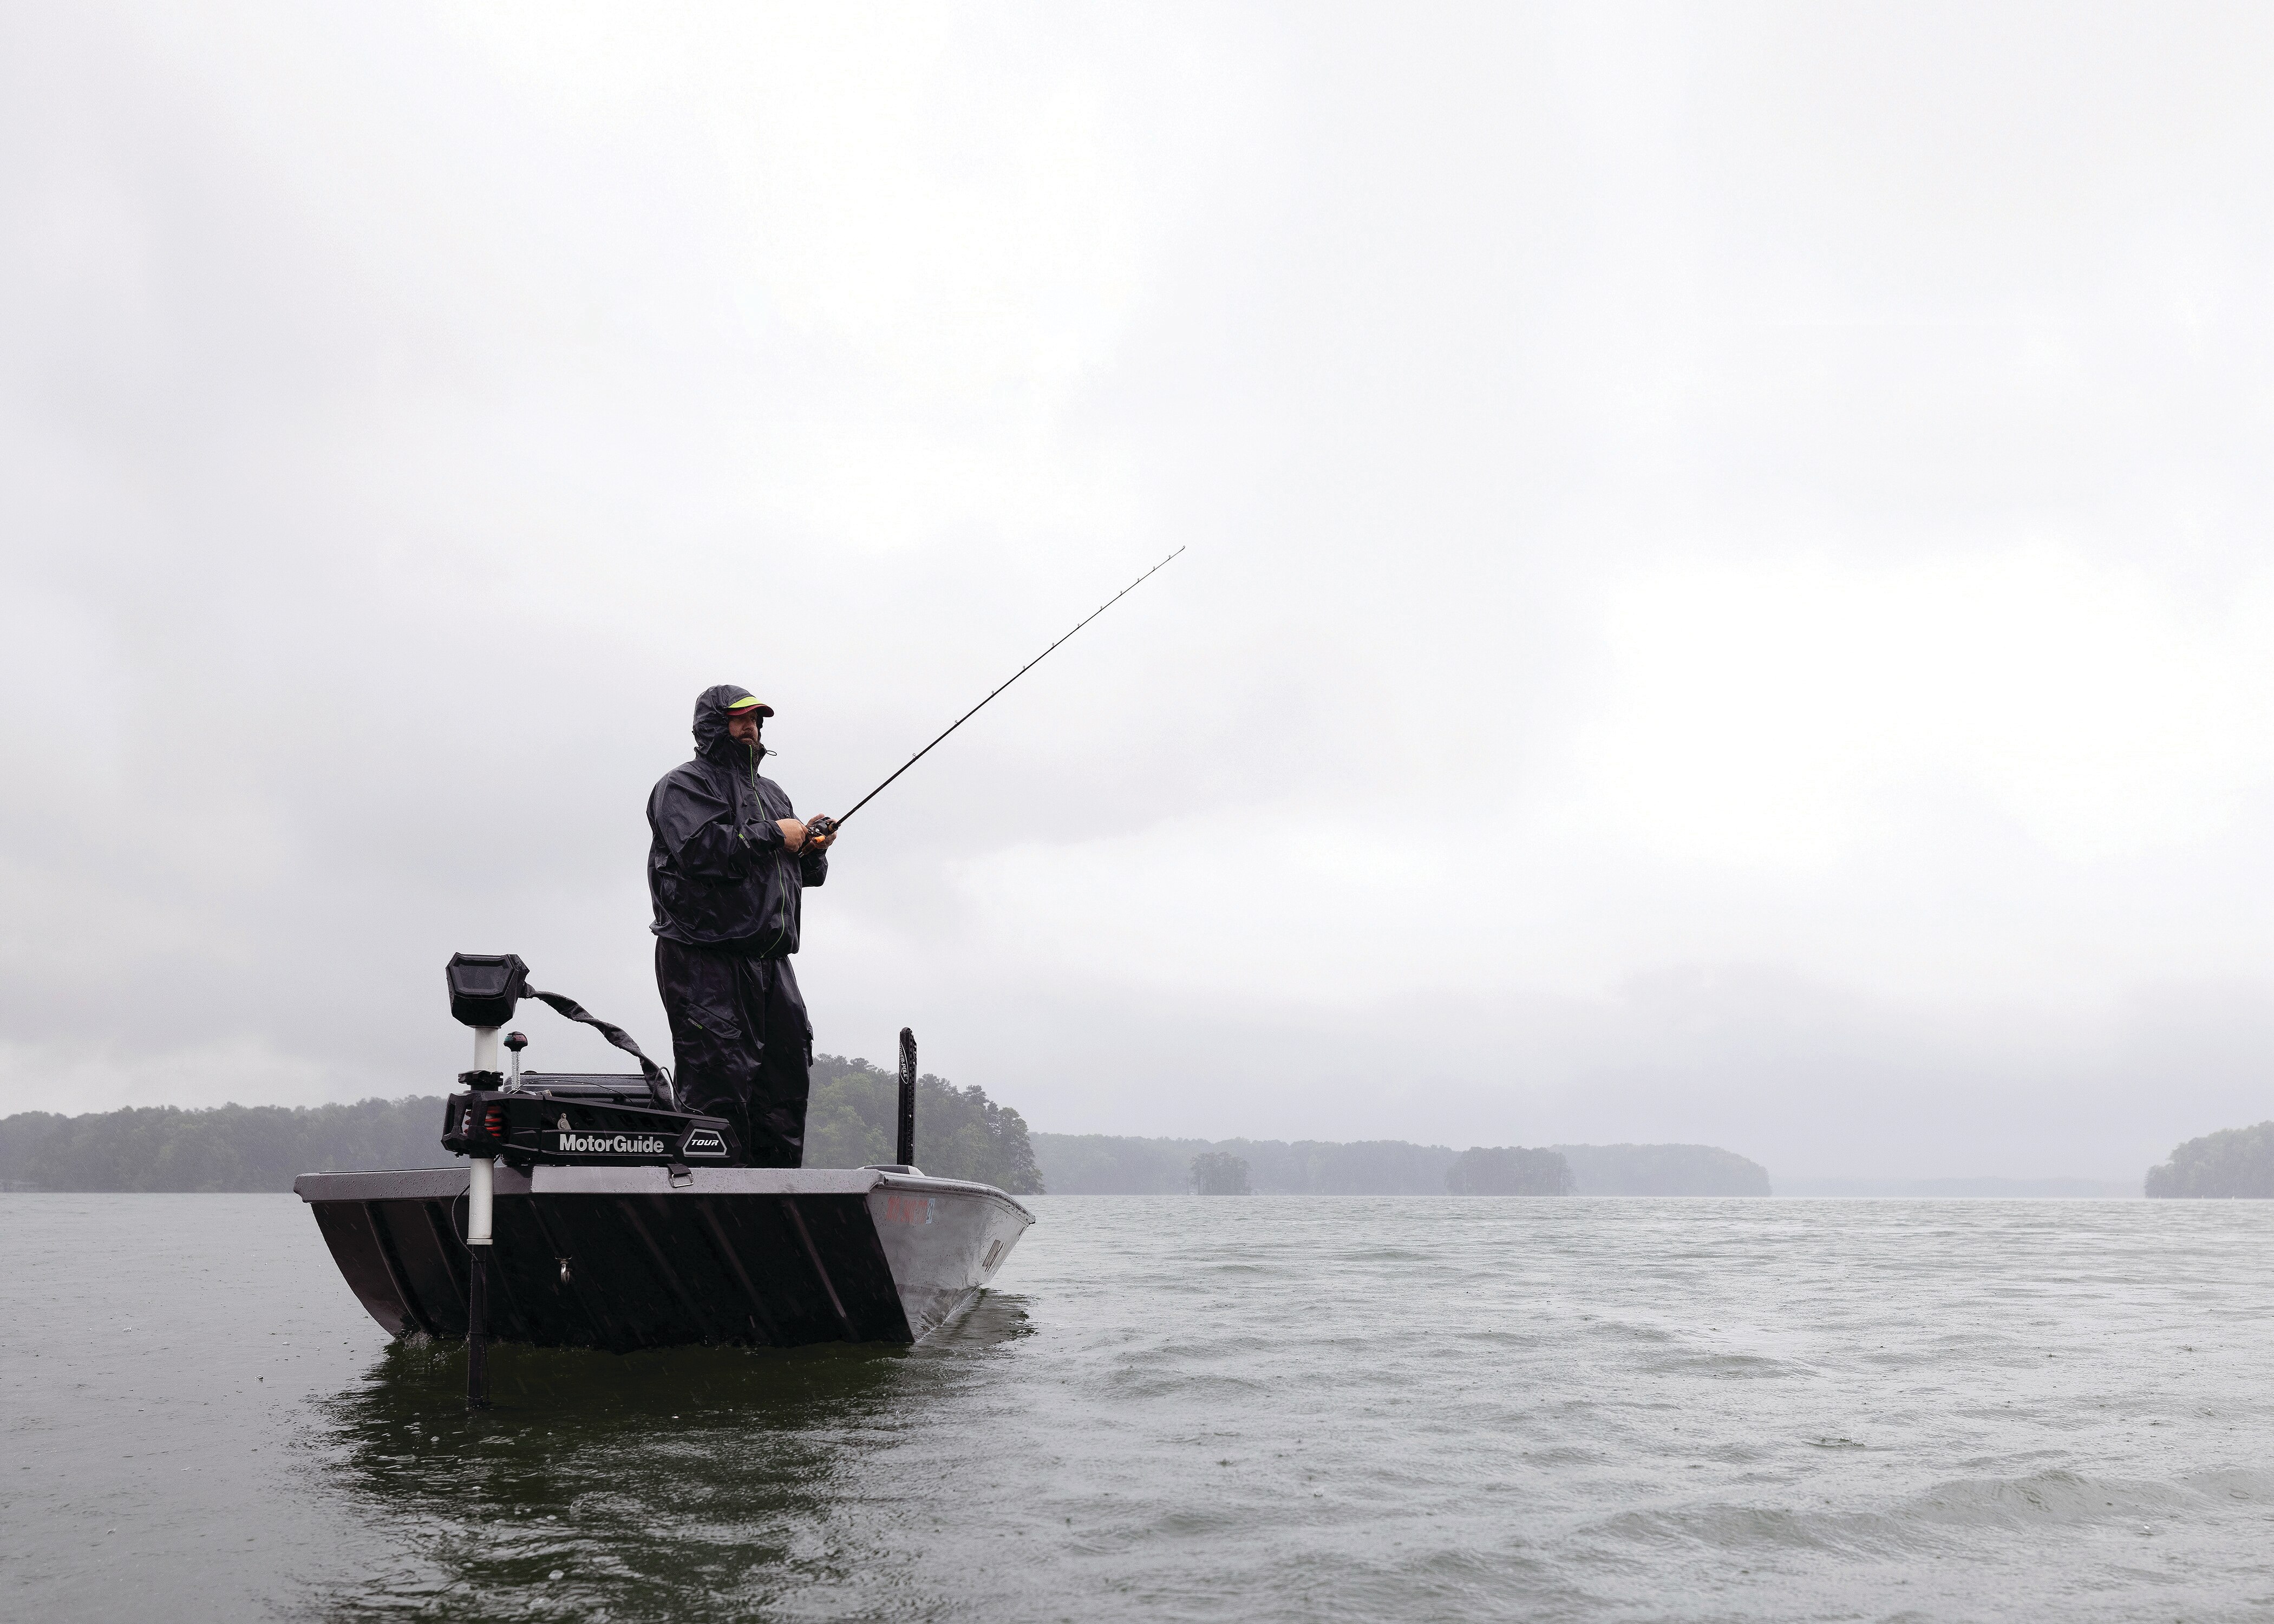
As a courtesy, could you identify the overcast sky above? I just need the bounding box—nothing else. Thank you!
[8,2,2274,1181]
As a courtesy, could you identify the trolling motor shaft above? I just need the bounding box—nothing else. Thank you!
[450,970,511,1408]
[466,1139,493,1409]
[440,951,718,1407]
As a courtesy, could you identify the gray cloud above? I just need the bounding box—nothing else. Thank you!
[7,1,2273,1183]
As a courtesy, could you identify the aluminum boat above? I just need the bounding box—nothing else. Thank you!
[296,1158,1033,1349]
[296,953,1033,1374]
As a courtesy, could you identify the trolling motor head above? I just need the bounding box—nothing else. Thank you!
[444,951,527,1088]
[446,953,528,1030]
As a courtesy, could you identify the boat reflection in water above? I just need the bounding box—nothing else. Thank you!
[296,1295,1035,1623]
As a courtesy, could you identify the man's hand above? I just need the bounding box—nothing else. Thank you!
[776,817,807,852]
[805,814,838,853]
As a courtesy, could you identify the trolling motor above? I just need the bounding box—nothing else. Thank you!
[439,951,741,1406]
[438,953,740,1171]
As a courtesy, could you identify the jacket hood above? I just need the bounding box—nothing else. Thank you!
[692,684,764,764]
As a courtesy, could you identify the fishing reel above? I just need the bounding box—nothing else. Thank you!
[803,814,839,850]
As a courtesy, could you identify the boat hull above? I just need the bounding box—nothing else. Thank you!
[293,1164,1033,1350]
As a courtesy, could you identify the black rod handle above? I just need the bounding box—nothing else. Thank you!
[896,1028,916,1168]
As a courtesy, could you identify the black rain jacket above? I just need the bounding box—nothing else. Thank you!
[647,685,827,953]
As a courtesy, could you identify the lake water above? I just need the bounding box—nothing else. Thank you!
[5,1194,2273,1621]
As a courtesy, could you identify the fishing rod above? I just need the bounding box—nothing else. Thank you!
[803,547,1184,846]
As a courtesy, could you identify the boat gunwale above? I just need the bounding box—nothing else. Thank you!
[292,1163,1034,1224]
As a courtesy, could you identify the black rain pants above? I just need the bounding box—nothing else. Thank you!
[654,938,813,1168]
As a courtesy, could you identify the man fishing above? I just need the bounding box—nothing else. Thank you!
[646,685,834,1167]
[639,555,1177,1167]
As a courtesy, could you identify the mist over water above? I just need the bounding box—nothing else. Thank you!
[8,1193,2273,1620]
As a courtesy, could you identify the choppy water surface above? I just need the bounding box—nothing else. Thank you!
[6,1194,2274,1621]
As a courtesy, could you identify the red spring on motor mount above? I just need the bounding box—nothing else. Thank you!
[482,1103,506,1138]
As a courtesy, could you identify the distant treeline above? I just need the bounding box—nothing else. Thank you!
[1031,1135,1770,1196]
[1554,1143,1771,1197]
[0,1055,1042,1194]
[0,1097,448,1193]
[1445,1146,1573,1195]
[2146,1122,2274,1198]
[1192,1144,1574,1196]
[1780,1176,2141,1199]
[803,1054,1043,1193]
[1,1071,1774,1201]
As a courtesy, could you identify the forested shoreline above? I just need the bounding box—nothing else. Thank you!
[0,1097,449,1193]
[2146,1122,2274,1197]
[0,1063,1784,1197]
[0,1053,1042,1193]
[802,1054,1043,1192]
[0,1092,1771,1195]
